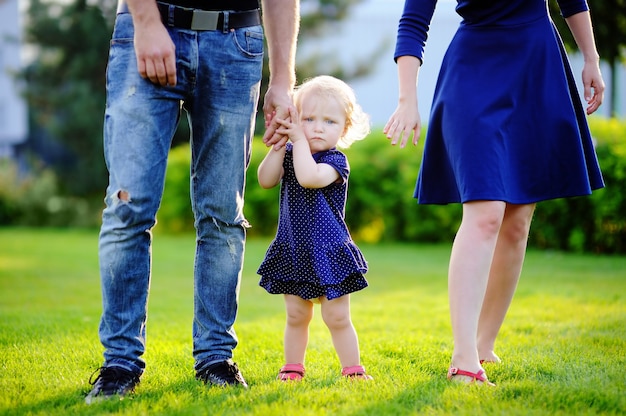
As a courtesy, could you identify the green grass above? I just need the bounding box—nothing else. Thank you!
[1,227,625,415]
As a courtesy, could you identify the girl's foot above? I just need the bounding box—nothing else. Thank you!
[342,365,373,380]
[277,363,305,381]
[479,352,501,364]
[447,366,495,386]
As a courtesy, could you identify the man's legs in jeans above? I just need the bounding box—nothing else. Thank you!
[95,13,263,393]
[97,13,181,377]
[188,26,264,375]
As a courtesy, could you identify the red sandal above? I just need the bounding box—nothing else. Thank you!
[342,365,373,380]
[277,363,305,381]
[447,366,495,386]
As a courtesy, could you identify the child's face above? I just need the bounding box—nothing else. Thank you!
[298,92,347,153]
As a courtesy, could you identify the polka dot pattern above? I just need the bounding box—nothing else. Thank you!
[258,144,368,300]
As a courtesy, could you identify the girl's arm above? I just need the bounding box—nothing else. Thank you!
[383,55,422,148]
[291,140,340,189]
[257,146,286,189]
[563,10,605,114]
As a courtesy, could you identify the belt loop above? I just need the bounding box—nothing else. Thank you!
[167,4,175,26]
[222,11,229,33]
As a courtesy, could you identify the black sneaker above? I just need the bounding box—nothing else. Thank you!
[196,359,248,388]
[85,366,140,404]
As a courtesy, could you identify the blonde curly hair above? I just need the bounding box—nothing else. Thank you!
[293,75,370,148]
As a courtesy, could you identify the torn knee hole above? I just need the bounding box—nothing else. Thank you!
[117,190,130,202]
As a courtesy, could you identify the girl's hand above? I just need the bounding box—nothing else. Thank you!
[384,101,421,148]
[582,59,605,115]
[275,106,306,144]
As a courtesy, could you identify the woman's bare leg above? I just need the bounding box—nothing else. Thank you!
[477,203,535,362]
[448,201,505,379]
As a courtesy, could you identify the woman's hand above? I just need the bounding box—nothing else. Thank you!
[384,100,421,148]
[384,55,422,148]
[582,59,605,115]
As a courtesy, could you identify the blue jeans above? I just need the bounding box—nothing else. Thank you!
[98,12,263,375]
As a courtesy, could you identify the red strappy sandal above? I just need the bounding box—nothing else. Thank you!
[277,363,305,381]
[447,366,495,386]
[342,365,373,380]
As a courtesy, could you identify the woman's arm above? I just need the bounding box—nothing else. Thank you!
[383,55,422,147]
[563,10,605,114]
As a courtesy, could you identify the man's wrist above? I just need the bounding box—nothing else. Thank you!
[268,75,295,91]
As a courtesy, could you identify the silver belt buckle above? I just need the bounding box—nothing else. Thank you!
[191,9,220,30]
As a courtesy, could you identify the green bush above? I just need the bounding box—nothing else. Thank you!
[156,145,194,234]
[0,159,100,227]
[342,132,461,243]
[3,116,623,254]
[530,118,626,254]
[84,117,626,254]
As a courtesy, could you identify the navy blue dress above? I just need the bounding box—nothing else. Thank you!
[258,144,368,300]
[395,0,604,204]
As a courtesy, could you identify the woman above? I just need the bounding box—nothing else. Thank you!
[384,0,604,384]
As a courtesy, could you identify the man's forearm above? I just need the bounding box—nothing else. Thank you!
[123,0,162,25]
[261,0,299,89]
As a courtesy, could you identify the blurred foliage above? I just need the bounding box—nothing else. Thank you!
[19,0,117,196]
[2,118,625,254]
[152,118,626,254]
[530,117,626,254]
[0,158,101,227]
[11,1,626,254]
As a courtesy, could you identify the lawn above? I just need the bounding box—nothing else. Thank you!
[0,227,625,415]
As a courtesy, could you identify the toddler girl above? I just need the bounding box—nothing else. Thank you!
[257,75,372,381]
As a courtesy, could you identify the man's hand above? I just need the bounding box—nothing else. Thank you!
[134,21,177,86]
[262,85,293,149]
[128,0,177,86]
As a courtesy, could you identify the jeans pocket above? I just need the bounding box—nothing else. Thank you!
[111,13,134,42]
[231,26,264,58]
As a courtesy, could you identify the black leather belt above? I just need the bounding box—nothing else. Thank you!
[117,2,261,31]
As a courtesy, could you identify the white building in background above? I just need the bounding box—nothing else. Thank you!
[0,0,28,158]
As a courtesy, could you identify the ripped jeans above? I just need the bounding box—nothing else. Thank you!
[97,13,263,375]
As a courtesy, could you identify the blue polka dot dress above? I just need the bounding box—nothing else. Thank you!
[258,143,368,301]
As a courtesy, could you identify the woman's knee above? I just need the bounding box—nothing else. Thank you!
[462,201,506,237]
[502,204,535,242]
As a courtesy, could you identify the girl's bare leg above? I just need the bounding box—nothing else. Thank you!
[449,201,505,378]
[320,295,361,368]
[283,294,314,364]
[477,203,535,362]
